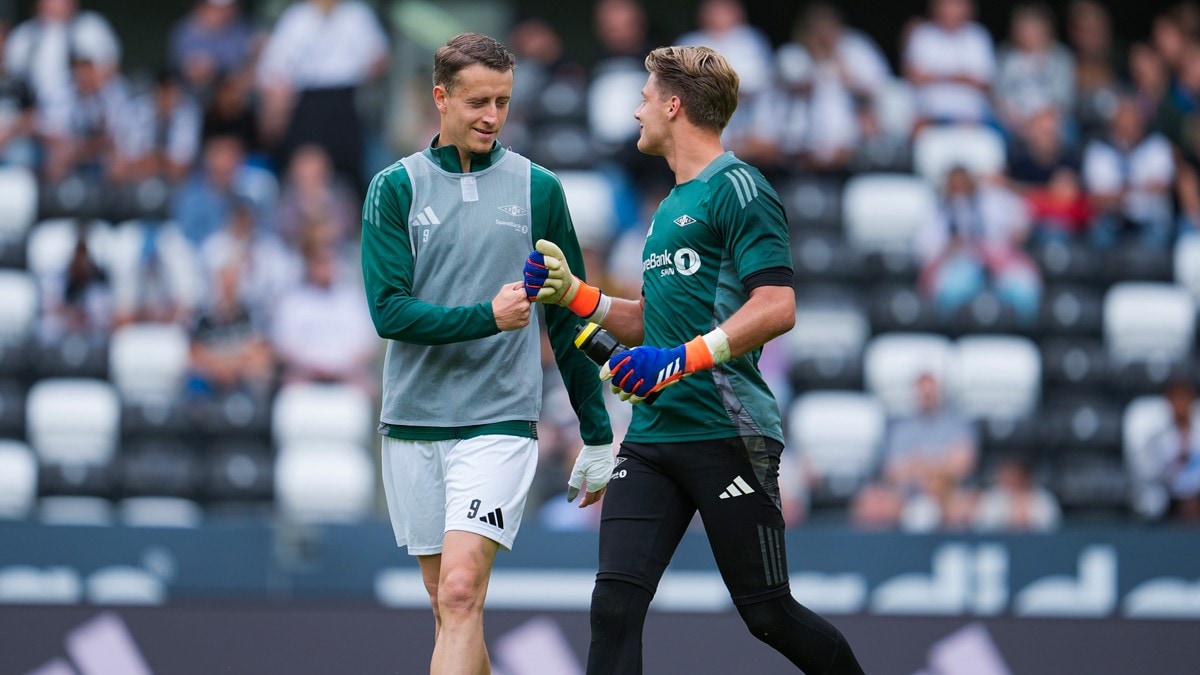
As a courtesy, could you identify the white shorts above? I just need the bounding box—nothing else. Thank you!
[380,434,538,555]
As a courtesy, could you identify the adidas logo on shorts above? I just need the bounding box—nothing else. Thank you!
[718,476,755,499]
[479,507,504,529]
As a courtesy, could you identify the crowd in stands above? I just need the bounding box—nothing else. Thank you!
[1,0,1199,533]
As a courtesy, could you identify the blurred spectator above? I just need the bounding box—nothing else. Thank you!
[1155,40,1200,149]
[505,16,588,165]
[4,0,119,102]
[0,20,37,168]
[171,133,270,246]
[1007,107,1090,242]
[201,70,261,156]
[917,166,1042,325]
[1147,380,1200,522]
[36,221,111,343]
[903,0,995,126]
[168,0,259,97]
[1151,5,1194,78]
[993,3,1074,134]
[1129,42,1169,124]
[274,143,358,248]
[853,373,979,530]
[1066,0,1123,138]
[110,219,201,328]
[256,0,389,191]
[677,0,773,150]
[1081,93,1175,249]
[972,453,1062,532]
[762,2,891,174]
[270,228,377,393]
[200,195,300,319]
[112,69,201,184]
[38,52,128,182]
[188,263,274,399]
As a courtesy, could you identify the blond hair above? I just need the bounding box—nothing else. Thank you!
[644,45,739,130]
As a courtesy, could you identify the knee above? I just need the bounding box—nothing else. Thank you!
[437,567,486,618]
[590,579,626,628]
[738,599,786,645]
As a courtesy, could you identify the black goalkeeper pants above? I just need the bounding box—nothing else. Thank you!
[586,437,864,675]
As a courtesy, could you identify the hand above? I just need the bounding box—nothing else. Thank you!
[491,281,531,331]
[567,443,614,507]
[524,240,601,316]
[600,337,714,404]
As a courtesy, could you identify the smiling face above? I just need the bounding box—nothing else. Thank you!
[434,63,513,162]
[634,73,672,156]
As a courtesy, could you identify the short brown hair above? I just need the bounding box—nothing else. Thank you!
[644,45,739,131]
[433,33,516,92]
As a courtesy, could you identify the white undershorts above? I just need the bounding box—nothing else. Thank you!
[380,434,538,555]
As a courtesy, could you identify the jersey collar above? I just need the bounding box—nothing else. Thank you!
[425,135,506,173]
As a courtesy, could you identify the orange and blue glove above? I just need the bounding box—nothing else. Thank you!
[524,239,605,319]
[600,336,716,404]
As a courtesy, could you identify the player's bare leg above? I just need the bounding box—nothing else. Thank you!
[430,530,500,675]
[417,554,442,641]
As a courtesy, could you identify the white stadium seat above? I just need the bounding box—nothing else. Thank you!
[1103,282,1196,364]
[555,170,617,249]
[109,322,190,405]
[25,218,112,279]
[952,335,1042,420]
[1174,236,1200,302]
[789,303,870,361]
[788,391,886,498]
[275,442,375,524]
[863,333,954,416]
[0,440,37,519]
[874,78,917,139]
[0,166,38,243]
[26,378,120,466]
[0,269,37,344]
[272,382,374,448]
[913,124,1006,185]
[842,173,937,255]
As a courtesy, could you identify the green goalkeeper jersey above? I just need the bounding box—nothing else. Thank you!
[626,152,790,445]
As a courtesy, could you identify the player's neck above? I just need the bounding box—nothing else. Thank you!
[664,130,725,184]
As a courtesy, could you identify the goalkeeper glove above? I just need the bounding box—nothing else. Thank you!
[567,443,614,504]
[524,240,608,320]
[600,329,731,404]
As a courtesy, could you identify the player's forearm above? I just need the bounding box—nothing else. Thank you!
[366,293,499,345]
[714,285,795,359]
[598,296,645,347]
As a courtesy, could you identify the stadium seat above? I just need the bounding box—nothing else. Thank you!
[0,380,25,437]
[109,322,190,406]
[841,173,937,255]
[791,232,867,285]
[0,440,36,519]
[1041,338,1109,390]
[26,378,120,466]
[0,565,82,603]
[86,565,166,604]
[528,122,595,171]
[1051,452,1129,517]
[38,176,105,219]
[272,382,373,448]
[868,283,938,333]
[1103,283,1195,394]
[31,333,110,380]
[912,124,1006,185]
[1030,240,1103,285]
[37,496,114,526]
[873,77,917,140]
[0,269,37,346]
[952,335,1042,421]
[190,390,272,440]
[587,65,646,150]
[118,496,204,528]
[1039,392,1122,456]
[947,290,1020,336]
[1038,285,1104,338]
[556,169,617,248]
[781,175,842,233]
[25,218,113,280]
[118,438,202,499]
[274,442,375,523]
[788,391,886,505]
[204,440,274,504]
[1176,236,1200,303]
[863,332,954,416]
[788,301,869,391]
[0,166,38,245]
[1102,246,1173,284]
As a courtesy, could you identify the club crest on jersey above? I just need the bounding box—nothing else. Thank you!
[673,214,696,227]
[498,204,528,216]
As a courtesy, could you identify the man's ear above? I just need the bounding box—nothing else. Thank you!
[666,95,681,121]
[433,85,448,114]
